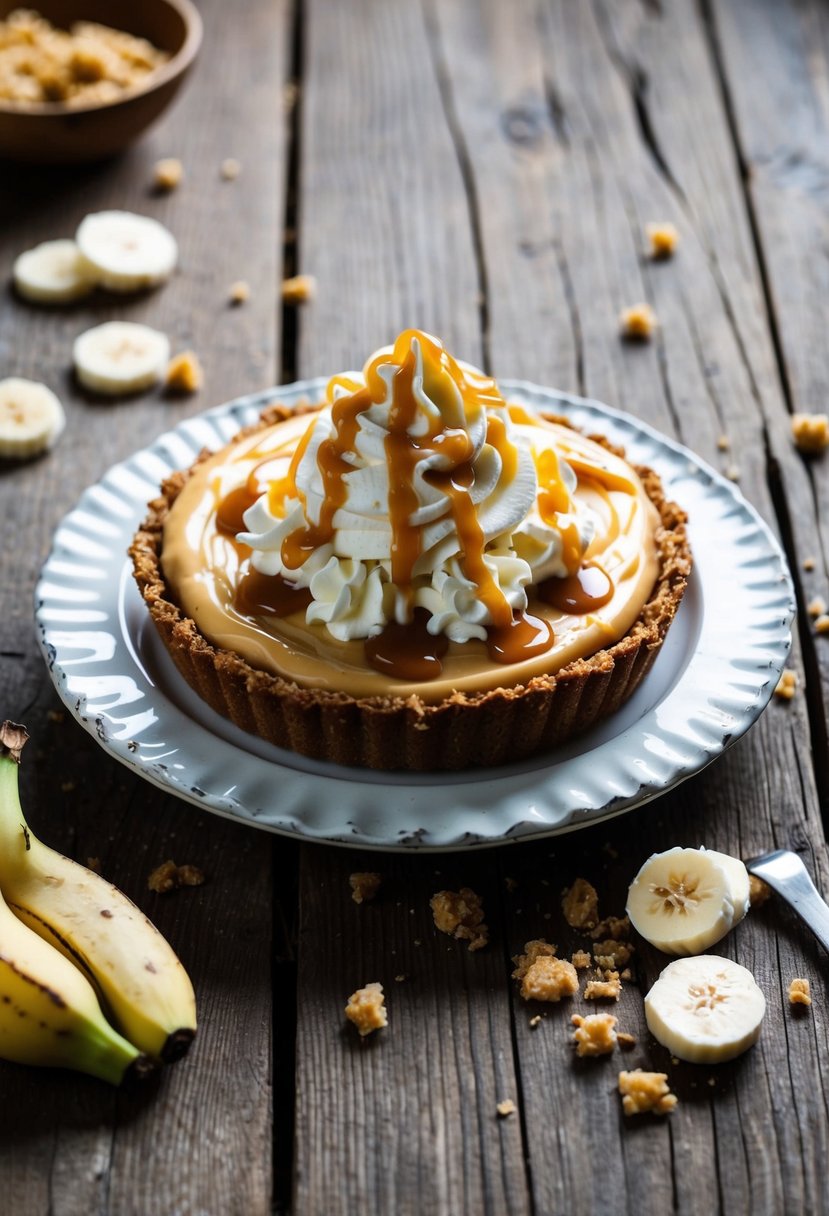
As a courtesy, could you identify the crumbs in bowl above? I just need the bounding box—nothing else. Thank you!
[0,9,168,107]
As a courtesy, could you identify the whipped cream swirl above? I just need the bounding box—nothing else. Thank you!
[238,331,595,642]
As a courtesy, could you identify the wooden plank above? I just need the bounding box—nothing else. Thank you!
[0,0,290,1211]
[292,1,529,1212]
[423,1,829,1212]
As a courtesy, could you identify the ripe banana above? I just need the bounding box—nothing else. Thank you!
[73,321,170,396]
[75,210,178,292]
[0,722,196,1062]
[0,875,149,1084]
[645,954,766,1063]
[13,238,95,304]
[626,846,750,955]
[0,377,66,459]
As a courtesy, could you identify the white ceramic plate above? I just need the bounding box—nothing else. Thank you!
[35,380,795,851]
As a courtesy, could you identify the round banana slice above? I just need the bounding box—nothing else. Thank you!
[645,955,766,1063]
[75,211,178,293]
[0,378,66,459]
[626,846,735,955]
[13,239,96,305]
[74,321,170,397]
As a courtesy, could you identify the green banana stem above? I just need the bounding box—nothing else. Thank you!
[0,722,33,865]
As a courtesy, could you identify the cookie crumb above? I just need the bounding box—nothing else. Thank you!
[804,556,817,572]
[617,1031,636,1050]
[229,279,250,305]
[792,413,829,454]
[807,596,827,618]
[774,669,797,701]
[725,464,740,482]
[529,1015,542,1028]
[430,888,488,951]
[512,939,557,980]
[496,1099,516,1117]
[645,222,679,259]
[584,973,622,1002]
[562,877,599,930]
[592,939,634,968]
[815,614,829,636]
[619,1069,677,1116]
[590,915,630,941]
[748,875,772,907]
[571,949,592,970]
[789,977,811,1007]
[520,956,579,1003]
[345,982,387,1036]
[571,1012,617,1057]
[220,157,241,180]
[47,709,64,723]
[148,859,205,893]
[349,871,381,905]
[717,434,731,452]
[165,351,203,394]
[620,303,657,341]
[282,273,317,304]
[153,157,183,192]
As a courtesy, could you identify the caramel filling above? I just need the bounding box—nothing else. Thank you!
[161,410,661,703]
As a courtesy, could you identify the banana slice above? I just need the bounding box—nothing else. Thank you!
[74,321,170,396]
[626,846,738,955]
[645,955,766,1063]
[705,848,751,924]
[0,378,66,458]
[75,211,178,292]
[13,239,96,304]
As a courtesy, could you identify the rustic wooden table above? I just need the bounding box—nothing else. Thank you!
[2,0,829,1212]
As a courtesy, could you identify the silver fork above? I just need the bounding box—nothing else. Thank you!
[746,850,829,955]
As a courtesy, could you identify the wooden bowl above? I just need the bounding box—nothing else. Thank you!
[0,0,202,163]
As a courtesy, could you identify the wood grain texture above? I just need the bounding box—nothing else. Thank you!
[0,0,290,1211]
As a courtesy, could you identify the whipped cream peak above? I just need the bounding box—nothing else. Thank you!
[237,329,596,642]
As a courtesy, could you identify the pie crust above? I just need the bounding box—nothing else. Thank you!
[130,405,691,771]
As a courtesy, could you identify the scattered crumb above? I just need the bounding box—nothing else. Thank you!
[789,977,811,1007]
[807,596,827,618]
[571,1012,617,1057]
[47,709,64,723]
[590,915,630,942]
[749,874,772,906]
[394,974,405,983]
[774,669,798,701]
[804,556,817,571]
[617,1031,636,1050]
[815,614,829,636]
[148,859,205,894]
[86,856,101,874]
[504,876,518,893]
[619,1069,677,1116]
[562,878,599,930]
[496,1099,516,1118]
[792,413,829,454]
[520,956,579,1003]
[282,273,317,304]
[430,888,488,951]
[619,303,657,341]
[592,939,634,968]
[512,939,557,981]
[707,1076,716,1087]
[572,950,592,970]
[165,351,203,395]
[584,973,622,1002]
[61,780,75,792]
[153,157,183,192]
[345,982,387,1036]
[221,157,241,180]
[717,434,731,452]
[229,280,250,305]
[725,464,740,482]
[529,1015,542,1028]
[620,968,632,981]
[282,80,298,111]
[645,221,679,259]
[349,871,381,905]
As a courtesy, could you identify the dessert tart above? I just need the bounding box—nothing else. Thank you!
[131,330,691,771]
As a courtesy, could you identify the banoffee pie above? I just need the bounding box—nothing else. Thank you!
[131,329,691,770]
